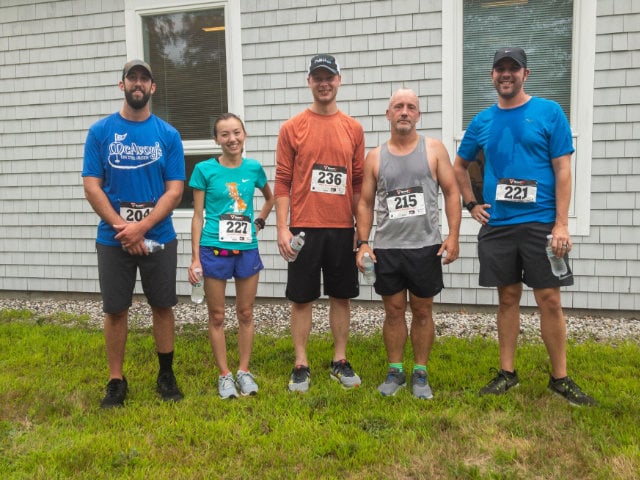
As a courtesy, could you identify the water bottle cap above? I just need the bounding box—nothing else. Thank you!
[299,231,306,238]
[364,252,371,258]
[546,234,553,240]
[195,267,202,274]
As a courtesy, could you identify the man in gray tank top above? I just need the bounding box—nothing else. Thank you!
[356,88,461,399]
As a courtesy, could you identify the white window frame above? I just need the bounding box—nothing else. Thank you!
[442,0,596,236]
[124,0,244,229]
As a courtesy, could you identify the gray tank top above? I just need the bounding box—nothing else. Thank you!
[373,136,442,249]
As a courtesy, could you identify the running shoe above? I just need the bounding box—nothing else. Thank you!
[377,368,406,396]
[479,369,519,395]
[156,370,184,402]
[411,370,433,400]
[288,365,311,393]
[101,377,128,408]
[236,370,259,396]
[218,372,239,399]
[548,375,598,406]
[330,359,361,389]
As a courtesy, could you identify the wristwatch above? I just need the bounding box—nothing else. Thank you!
[356,240,369,248]
[465,201,478,212]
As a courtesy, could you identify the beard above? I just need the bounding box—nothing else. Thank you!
[124,89,151,110]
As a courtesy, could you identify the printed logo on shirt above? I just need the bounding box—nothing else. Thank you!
[108,133,163,169]
[227,182,248,213]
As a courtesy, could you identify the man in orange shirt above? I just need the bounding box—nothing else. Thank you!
[275,54,365,393]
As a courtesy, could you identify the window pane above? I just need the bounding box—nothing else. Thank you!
[463,0,573,128]
[143,9,228,140]
[181,154,219,210]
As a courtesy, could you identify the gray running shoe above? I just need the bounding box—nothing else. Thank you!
[411,370,433,400]
[218,372,238,399]
[236,370,258,396]
[288,365,311,393]
[377,368,406,396]
[330,359,361,389]
[479,369,519,395]
[548,375,597,406]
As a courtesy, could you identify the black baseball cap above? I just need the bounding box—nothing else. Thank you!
[492,47,527,68]
[308,54,340,75]
[122,59,154,81]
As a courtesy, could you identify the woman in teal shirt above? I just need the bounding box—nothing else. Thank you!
[189,113,274,399]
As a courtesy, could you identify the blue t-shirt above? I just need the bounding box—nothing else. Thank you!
[189,157,267,250]
[457,97,574,226]
[82,112,185,246]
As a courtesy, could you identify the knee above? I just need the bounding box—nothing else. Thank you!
[236,304,254,325]
[208,309,225,328]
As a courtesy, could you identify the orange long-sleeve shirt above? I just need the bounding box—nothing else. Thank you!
[275,109,364,228]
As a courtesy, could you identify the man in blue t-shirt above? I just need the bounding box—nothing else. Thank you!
[453,47,596,406]
[82,59,186,408]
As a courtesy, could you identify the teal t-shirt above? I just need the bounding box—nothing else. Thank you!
[189,157,267,250]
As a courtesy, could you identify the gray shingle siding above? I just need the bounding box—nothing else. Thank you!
[1,0,638,312]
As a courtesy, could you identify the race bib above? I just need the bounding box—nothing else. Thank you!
[310,164,347,195]
[219,214,252,243]
[120,201,154,223]
[495,178,537,203]
[386,187,426,219]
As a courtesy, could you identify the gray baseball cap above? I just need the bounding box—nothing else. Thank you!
[122,59,154,81]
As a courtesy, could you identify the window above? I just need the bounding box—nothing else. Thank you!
[442,0,596,235]
[125,0,244,217]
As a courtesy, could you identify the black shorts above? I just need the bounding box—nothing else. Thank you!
[478,222,573,289]
[286,228,359,303]
[96,239,178,314]
[373,245,444,298]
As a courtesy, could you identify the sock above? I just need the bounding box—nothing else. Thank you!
[157,351,174,373]
[413,364,427,373]
[389,362,403,372]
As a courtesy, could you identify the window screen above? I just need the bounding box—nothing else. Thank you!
[463,0,573,128]
[142,9,228,209]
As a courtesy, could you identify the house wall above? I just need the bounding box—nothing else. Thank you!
[0,0,638,311]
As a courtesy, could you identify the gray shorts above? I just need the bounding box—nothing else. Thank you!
[478,222,573,288]
[96,239,178,314]
[373,245,444,298]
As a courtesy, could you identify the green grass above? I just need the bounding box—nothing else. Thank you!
[1,309,639,479]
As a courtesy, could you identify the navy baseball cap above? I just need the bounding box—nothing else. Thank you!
[308,54,340,75]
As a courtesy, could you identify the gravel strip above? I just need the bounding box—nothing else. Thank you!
[2,297,639,343]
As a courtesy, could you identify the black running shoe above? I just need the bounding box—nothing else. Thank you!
[100,377,128,408]
[548,375,597,406]
[479,369,519,395]
[156,370,184,402]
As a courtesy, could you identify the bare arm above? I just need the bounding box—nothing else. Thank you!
[355,147,379,269]
[83,176,126,228]
[453,154,490,225]
[189,189,205,284]
[430,139,461,265]
[113,179,184,254]
[275,196,294,261]
[255,182,275,232]
[550,153,573,252]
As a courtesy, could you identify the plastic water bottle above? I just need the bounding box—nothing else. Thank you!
[144,239,164,253]
[122,238,164,253]
[362,252,376,284]
[191,268,204,304]
[288,231,306,262]
[546,234,568,277]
